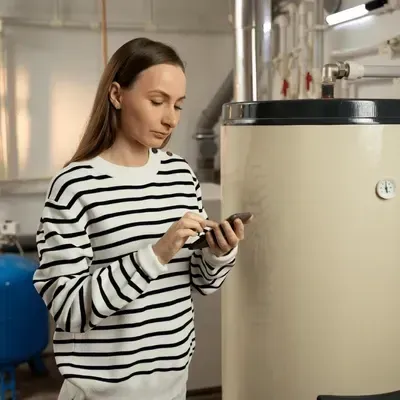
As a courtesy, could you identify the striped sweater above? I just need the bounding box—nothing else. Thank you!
[33,149,237,400]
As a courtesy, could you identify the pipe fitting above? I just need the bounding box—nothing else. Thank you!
[273,14,289,29]
[321,61,349,84]
[321,61,349,98]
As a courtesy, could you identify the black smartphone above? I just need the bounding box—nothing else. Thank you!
[188,212,254,250]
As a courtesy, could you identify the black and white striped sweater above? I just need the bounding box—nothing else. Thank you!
[33,149,236,400]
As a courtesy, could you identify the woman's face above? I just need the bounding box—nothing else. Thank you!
[110,63,186,149]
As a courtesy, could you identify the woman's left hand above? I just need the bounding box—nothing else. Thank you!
[205,218,245,257]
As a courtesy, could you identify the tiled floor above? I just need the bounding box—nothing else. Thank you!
[9,356,221,400]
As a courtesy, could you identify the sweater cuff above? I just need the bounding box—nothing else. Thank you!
[137,244,168,280]
[202,246,238,268]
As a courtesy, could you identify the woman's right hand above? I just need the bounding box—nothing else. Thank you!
[152,212,217,265]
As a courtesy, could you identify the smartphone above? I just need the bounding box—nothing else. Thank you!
[189,212,254,250]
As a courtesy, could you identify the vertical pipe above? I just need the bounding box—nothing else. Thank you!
[233,0,272,101]
[312,0,325,97]
[274,15,288,99]
[298,2,308,99]
[233,0,255,101]
[285,3,298,99]
[313,0,325,69]
[257,0,272,100]
[100,0,108,67]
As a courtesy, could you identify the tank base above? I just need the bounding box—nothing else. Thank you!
[0,366,16,400]
[317,391,400,399]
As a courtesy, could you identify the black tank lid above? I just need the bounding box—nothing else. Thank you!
[222,99,400,126]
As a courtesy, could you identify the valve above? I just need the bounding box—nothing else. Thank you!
[281,79,289,98]
[306,72,313,91]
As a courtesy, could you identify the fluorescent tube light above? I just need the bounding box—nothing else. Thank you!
[326,4,369,25]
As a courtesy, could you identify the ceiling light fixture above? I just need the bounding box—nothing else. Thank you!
[326,0,389,26]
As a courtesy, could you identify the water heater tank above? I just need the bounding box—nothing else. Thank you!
[220,99,400,400]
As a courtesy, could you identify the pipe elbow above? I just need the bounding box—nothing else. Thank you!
[321,61,350,83]
[321,63,340,83]
[274,14,289,28]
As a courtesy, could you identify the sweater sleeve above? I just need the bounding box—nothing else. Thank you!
[189,176,237,296]
[33,199,167,333]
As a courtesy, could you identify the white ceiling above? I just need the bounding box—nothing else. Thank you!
[0,0,233,33]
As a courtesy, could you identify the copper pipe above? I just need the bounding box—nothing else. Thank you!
[100,0,108,66]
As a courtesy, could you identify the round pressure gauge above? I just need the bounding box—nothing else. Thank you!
[376,179,396,200]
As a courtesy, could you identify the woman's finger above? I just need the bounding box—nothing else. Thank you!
[179,218,204,233]
[212,223,231,253]
[233,219,245,240]
[220,221,239,248]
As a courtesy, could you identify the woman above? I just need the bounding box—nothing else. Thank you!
[33,37,246,400]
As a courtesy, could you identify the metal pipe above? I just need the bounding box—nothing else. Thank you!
[233,0,255,101]
[233,0,271,101]
[259,0,272,100]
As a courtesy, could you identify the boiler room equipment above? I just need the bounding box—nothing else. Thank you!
[220,99,400,400]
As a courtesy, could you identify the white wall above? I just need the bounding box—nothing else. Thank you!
[1,27,233,181]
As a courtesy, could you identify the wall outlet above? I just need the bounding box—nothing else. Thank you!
[0,220,19,236]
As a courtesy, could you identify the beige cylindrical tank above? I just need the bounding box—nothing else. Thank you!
[220,99,400,400]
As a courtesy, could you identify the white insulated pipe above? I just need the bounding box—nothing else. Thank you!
[331,43,381,60]
[306,5,313,48]
[273,14,288,98]
[275,15,288,60]
[312,0,325,97]
[346,62,400,79]
[285,3,297,53]
[297,1,309,98]
[284,2,298,98]
[331,34,400,60]
[363,65,400,78]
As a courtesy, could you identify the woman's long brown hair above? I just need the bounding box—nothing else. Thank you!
[64,37,185,167]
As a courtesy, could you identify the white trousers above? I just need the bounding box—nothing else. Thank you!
[58,379,187,400]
